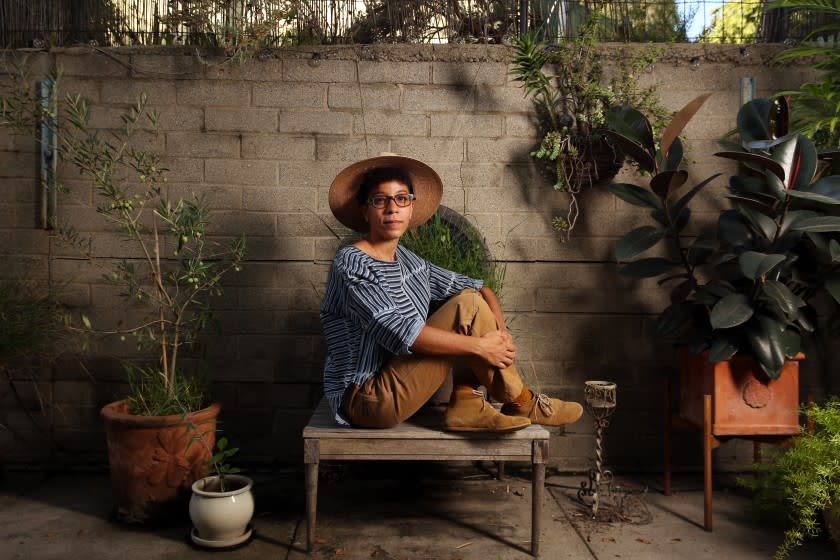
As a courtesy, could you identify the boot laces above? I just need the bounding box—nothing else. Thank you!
[472,389,487,412]
[535,393,554,417]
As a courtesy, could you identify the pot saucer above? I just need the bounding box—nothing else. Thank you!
[190,525,253,549]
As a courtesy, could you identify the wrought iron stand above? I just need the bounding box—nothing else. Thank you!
[578,380,617,517]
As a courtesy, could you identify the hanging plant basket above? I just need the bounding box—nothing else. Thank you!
[559,133,624,191]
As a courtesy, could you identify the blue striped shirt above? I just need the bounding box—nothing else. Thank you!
[320,244,483,425]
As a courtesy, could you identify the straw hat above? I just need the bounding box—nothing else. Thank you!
[328,153,443,233]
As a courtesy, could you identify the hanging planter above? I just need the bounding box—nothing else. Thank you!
[557,132,624,190]
[510,12,667,241]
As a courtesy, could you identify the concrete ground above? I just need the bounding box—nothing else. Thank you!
[1,462,836,560]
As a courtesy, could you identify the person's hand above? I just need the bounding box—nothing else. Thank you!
[477,330,516,369]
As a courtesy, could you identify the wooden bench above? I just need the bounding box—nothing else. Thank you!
[302,399,550,557]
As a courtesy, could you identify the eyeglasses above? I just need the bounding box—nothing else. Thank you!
[366,193,416,208]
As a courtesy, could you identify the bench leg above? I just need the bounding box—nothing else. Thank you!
[304,439,320,552]
[532,439,548,557]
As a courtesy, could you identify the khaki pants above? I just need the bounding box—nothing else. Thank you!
[341,289,524,428]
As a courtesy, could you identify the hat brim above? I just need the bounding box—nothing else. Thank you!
[328,155,443,233]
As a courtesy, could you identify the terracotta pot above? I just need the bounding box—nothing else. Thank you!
[100,399,221,524]
[677,348,802,436]
[190,474,254,547]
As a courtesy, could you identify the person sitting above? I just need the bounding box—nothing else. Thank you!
[320,153,583,432]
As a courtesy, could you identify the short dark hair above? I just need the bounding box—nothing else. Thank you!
[357,166,414,205]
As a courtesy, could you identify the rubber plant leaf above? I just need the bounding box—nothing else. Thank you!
[615,226,665,261]
[605,105,655,173]
[715,151,786,182]
[736,98,776,143]
[745,314,786,379]
[792,216,840,232]
[608,183,662,210]
[772,134,817,191]
[760,279,799,319]
[672,174,722,219]
[710,293,754,329]
[738,251,787,279]
[708,337,739,362]
[831,239,840,262]
[660,93,714,165]
[662,136,684,172]
[718,209,755,247]
[650,170,688,201]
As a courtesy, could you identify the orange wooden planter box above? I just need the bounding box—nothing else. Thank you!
[678,348,802,436]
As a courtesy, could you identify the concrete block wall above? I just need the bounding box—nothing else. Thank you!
[0,43,826,472]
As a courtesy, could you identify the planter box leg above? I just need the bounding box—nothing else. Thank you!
[664,376,672,496]
[703,394,713,532]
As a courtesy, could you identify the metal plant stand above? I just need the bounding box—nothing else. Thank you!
[578,380,617,517]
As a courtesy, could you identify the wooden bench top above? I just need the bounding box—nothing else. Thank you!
[303,399,550,462]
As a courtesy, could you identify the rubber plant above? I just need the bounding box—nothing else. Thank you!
[605,93,840,379]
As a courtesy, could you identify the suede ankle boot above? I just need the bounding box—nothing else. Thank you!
[501,391,583,427]
[444,387,530,432]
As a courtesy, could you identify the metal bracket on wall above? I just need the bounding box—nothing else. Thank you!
[40,79,57,229]
[739,76,755,106]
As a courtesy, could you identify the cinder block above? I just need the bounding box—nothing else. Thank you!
[353,112,427,136]
[283,59,356,83]
[205,159,278,186]
[56,51,129,78]
[505,115,539,137]
[467,138,537,164]
[161,157,204,182]
[273,212,334,237]
[53,381,95,405]
[206,108,278,132]
[101,80,177,105]
[358,61,429,84]
[475,84,533,113]
[402,86,475,112]
[242,135,316,160]
[166,132,240,158]
[253,82,326,108]
[85,106,131,130]
[430,114,502,137]
[432,62,507,86]
[168,182,242,210]
[155,107,204,131]
[390,137,465,162]
[242,186,317,212]
[0,151,37,178]
[244,235,316,261]
[217,309,274,334]
[315,137,390,161]
[176,81,251,106]
[52,404,99,431]
[0,132,38,153]
[210,210,276,237]
[61,78,101,102]
[237,335,315,361]
[0,380,52,410]
[328,84,401,110]
[207,58,284,81]
[131,53,204,79]
[278,110,352,134]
